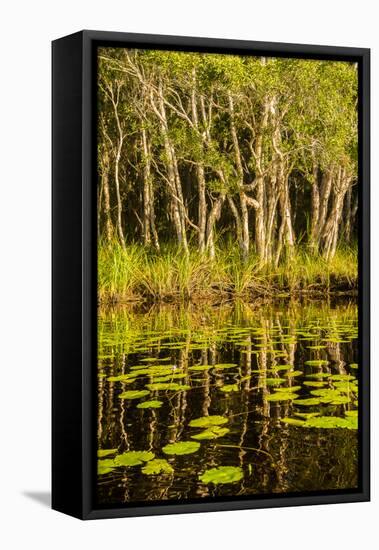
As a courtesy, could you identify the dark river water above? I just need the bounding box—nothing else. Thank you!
[96,298,358,507]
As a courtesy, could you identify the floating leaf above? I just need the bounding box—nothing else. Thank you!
[189,415,228,428]
[98,459,116,475]
[146,382,191,392]
[118,390,150,400]
[304,360,329,366]
[191,426,230,440]
[349,363,358,369]
[294,412,320,419]
[199,466,243,485]
[305,372,331,379]
[188,365,212,371]
[274,385,301,393]
[345,410,358,418]
[114,451,155,466]
[213,363,238,370]
[293,398,321,406]
[286,370,303,378]
[162,441,200,455]
[303,381,327,388]
[220,384,239,393]
[330,374,356,382]
[262,377,286,386]
[141,459,174,475]
[267,392,298,401]
[280,417,305,426]
[97,448,117,458]
[137,400,163,409]
[303,416,357,430]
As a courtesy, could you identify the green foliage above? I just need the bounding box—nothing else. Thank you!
[114,451,155,466]
[162,441,201,455]
[199,466,243,485]
[141,459,174,475]
[118,390,150,400]
[189,415,229,428]
[137,400,163,409]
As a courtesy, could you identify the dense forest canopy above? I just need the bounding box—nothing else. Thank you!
[97,48,358,268]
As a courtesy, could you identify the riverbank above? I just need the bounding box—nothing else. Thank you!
[98,242,357,304]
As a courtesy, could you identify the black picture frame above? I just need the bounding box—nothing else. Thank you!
[52,30,370,520]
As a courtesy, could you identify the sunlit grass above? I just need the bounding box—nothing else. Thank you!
[98,240,358,303]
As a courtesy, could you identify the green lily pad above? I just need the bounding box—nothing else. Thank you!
[304,360,329,366]
[274,386,301,393]
[141,459,174,475]
[285,370,303,378]
[162,441,200,455]
[280,417,305,426]
[118,390,150,400]
[303,381,327,388]
[262,377,286,386]
[114,450,155,466]
[188,365,212,371]
[189,415,229,428]
[97,448,117,458]
[294,412,320,419]
[293,398,321,406]
[146,383,191,392]
[305,372,331,379]
[213,363,238,370]
[303,416,357,429]
[98,458,116,475]
[345,410,358,418]
[191,426,230,440]
[349,363,358,369]
[330,374,356,381]
[220,384,239,393]
[199,466,243,485]
[267,392,298,401]
[137,400,163,409]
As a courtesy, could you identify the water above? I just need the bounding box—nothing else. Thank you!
[97,298,358,506]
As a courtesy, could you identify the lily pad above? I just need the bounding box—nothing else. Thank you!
[285,370,303,378]
[97,448,117,458]
[162,441,200,455]
[191,426,230,440]
[303,416,357,429]
[188,365,212,371]
[213,363,238,370]
[141,459,174,475]
[146,383,191,392]
[114,450,155,466]
[293,397,321,406]
[98,458,116,475]
[137,400,163,409]
[189,415,229,428]
[280,417,305,426]
[220,384,239,393]
[199,466,243,485]
[303,381,327,388]
[304,360,329,367]
[329,374,355,382]
[274,386,301,393]
[118,390,150,400]
[266,392,298,401]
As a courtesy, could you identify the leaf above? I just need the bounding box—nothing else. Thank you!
[280,417,305,426]
[329,374,356,381]
[114,451,155,466]
[345,410,358,417]
[267,392,299,401]
[220,384,239,393]
[97,448,117,458]
[303,415,357,429]
[213,363,238,370]
[118,390,150,399]
[274,386,301,393]
[98,458,116,475]
[262,377,286,386]
[191,426,230,440]
[188,365,212,371]
[304,360,329,366]
[303,381,327,387]
[137,400,163,409]
[189,415,229,428]
[162,441,201,455]
[293,397,321,406]
[199,466,243,485]
[141,459,174,475]
[285,370,303,378]
[146,383,191,392]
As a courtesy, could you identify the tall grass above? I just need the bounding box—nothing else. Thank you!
[98,240,358,303]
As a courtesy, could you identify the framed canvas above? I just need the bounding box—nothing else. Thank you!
[52,30,370,520]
